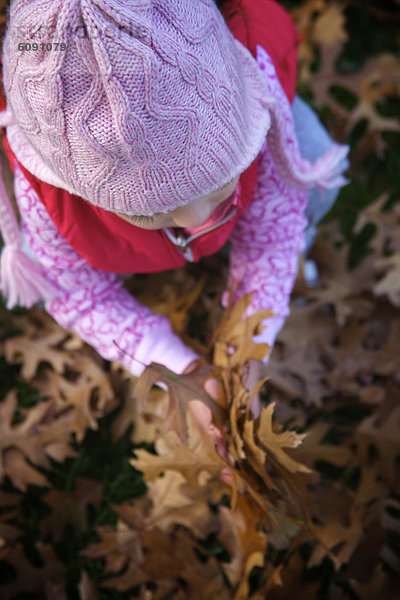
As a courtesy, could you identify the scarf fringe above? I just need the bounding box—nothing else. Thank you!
[0,153,56,309]
[1,245,56,309]
[266,97,350,193]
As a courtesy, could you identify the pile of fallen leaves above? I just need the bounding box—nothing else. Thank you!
[1,0,400,598]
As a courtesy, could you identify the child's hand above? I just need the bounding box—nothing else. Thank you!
[182,357,265,487]
[183,358,232,485]
[184,358,264,419]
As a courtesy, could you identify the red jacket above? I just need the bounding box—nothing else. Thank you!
[0,0,301,274]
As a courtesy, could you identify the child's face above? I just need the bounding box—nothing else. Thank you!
[113,174,241,230]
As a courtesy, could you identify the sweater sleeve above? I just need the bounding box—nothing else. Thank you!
[13,162,199,377]
[221,132,306,357]
[222,45,347,361]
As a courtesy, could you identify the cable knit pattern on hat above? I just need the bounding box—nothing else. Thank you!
[3,0,271,216]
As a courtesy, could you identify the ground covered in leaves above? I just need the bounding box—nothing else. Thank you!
[0,0,400,598]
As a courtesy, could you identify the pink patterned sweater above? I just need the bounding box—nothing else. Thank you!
[12,46,312,377]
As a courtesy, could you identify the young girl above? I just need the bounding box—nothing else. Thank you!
[0,0,348,423]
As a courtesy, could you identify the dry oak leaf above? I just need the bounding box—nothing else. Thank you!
[0,541,66,600]
[40,477,103,542]
[147,274,206,336]
[352,192,400,257]
[345,518,387,585]
[80,518,145,577]
[346,53,400,135]
[0,492,24,558]
[266,548,320,600]
[217,368,313,522]
[309,44,400,139]
[353,464,387,513]
[350,565,400,600]
[34,356,117,443]
[111,376,171,446]
[3,447,48,491]
[96,523,228,598]
[256,403,312,475]
[381,498,400,535]
[291,0,348,81]
[3,312,76,379]
[143,468,220,539]
[221,373,314,527]
[290,0,327,72]
[247,402,315,525]
[311,1,348,47]
[264,302,337,406]
[0,390,77,490]
[307,464,389,571]
[373,253,400,307]
[241,402,279,491]
[0,489,20,517]
[132,360,227,442]
[78,569,100,600]
[211,291,273,368]
[302,224,375,327]
[307,509,364,570]
[130,527,228,600]
[323,311,400,403]
[215,369,278,513]
[0,391,53,489]
[292,422,353,469]
[216,493,268,593]
[225,369,252,463]
[131,421,229,490]
[0,523,22,559]
[355,396,400,486]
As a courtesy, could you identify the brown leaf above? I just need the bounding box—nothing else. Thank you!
[292,423,353,469]
[151,274,206,335]
[355,385,400,486]
[80,518,144,576]
[40,477,103,542]
[133,360,227,442]
[34,356,117,442]
[131,426,225,490]
[0,391,54,488]
[0,522,22,549]
[0,542,66,599]
[3,311,75,379]
[350,565,400,600]
[312,2,348,47]
[373,253,400,307]
[267,548,320,599]
[217,494,267,592]
[77,569,100,600]
[3,448,49,491]
[256,403,312,475]
[211,292,273,368]
[144,469,220,539]
[91,511,227,598]
[308,511,364,569]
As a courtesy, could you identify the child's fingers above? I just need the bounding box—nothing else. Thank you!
[204,376,223,401]
[188,399,214,434]
[250,392,262,419]
[188,399,233,486]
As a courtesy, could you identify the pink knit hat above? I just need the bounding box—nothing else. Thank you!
[1,0,275,216]
[0,0,348,309]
